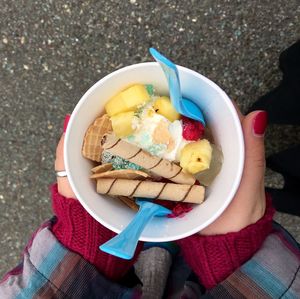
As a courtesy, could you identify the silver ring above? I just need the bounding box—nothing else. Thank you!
[56,170,67,177]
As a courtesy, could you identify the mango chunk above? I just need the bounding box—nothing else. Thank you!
[105,84,150,116]
[153,96,180,122]
[111,111,135,138]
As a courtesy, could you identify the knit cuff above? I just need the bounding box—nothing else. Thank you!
[50,183,143,281]
[177,195,275,289]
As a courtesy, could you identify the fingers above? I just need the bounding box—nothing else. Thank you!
[241,110,267,190]
[55,134,65,171]
[63,114,71,133]
[55,115,77,199]
[57,177,77,199]
[200,110,268,235]
[55,114,71,171]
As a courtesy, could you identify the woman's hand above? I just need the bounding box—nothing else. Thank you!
[200,108,268,235]
[54,115,77,199]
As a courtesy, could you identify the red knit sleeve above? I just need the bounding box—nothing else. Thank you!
[177,196,275,289]
[50,183,143,281]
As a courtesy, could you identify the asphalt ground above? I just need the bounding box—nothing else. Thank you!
[0,0,299,276]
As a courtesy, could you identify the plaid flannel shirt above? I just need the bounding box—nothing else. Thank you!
[0,221,299,298]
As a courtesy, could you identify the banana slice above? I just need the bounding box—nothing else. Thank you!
[180,139,212,174]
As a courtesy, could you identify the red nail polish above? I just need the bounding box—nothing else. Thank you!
[253,111,268,136]
[63,114,71,133]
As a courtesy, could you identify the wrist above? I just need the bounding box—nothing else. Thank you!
[50,183,143,280]
[177,195,275,289]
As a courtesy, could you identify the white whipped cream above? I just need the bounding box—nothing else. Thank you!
[164,120,187,161]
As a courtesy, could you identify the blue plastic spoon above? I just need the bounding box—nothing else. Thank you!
[99,199,171,260]
[149,47,206,125]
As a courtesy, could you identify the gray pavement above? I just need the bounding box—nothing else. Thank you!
[0,0,300,277]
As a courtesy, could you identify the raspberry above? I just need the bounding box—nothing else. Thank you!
[167,203,193,218]
[154,199,193,218]
[182,116,205,141]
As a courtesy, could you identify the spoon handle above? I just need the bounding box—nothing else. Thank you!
[149,47,182,111]
[99,202,161,260]
[149,47,206,125]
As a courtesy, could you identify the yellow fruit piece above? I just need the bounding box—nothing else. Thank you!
[105,84,150,116]
[180,139,212,174]
[110,111,135,138]
[153,96,180,122]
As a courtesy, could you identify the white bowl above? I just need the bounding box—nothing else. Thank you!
[65,62,244,242]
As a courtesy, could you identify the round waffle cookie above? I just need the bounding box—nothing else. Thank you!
[82,114,112,162]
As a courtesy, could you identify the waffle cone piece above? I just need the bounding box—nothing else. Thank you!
[91,163,113,173]
[97,178,205,204]
[101,133,196,185]
[82,114,112,162]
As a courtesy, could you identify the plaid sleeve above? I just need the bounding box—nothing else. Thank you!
[0,220,141,299]
[206,223,300,298]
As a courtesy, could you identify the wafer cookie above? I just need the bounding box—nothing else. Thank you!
[96,178,204,204]
[101,133,196,185]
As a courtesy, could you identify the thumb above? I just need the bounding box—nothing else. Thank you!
[199,110,268,234]
[241,111,268,191]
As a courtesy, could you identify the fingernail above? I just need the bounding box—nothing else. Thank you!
[253,111,268,136]
[63,114,71,133]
